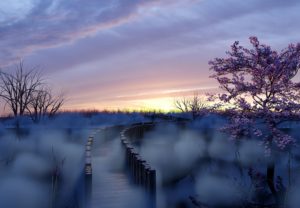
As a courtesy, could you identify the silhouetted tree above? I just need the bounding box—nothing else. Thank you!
[27,87,64,122]
[0,61,42,117]
[209,36,300,204]
[0,61,65,122]
[175,93,207,119]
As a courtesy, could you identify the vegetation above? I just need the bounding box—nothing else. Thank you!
[0,61,64,123]
[174,93,207,119]
[209,36,300,205]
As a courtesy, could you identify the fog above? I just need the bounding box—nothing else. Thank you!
[0,112,148,208]
[134,114,300,207]
[0,128,85,208]
[1,112,300,208]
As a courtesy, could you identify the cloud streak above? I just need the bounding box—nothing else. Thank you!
[0,0,185,67]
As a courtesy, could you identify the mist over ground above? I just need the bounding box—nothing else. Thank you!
[0,112,148,208]
[135,114,300,208]
[1,112,300,208]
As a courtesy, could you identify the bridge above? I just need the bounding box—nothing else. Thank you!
[84,123,157,208]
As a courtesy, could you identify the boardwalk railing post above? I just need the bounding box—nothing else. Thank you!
[136,155,142,185]
[144,164,150,191]
[85,135,94,208]
[149,169,156,195]
[120,123,157,207]
[132,152,138,183]
[140,160,146,186]
[128,147,133,167]
[134,154,138,183]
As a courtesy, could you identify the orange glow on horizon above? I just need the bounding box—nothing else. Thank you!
[61,87,219,112]
[62,97,177,112]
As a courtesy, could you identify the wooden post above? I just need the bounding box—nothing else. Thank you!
[86,144,91,151]
[130,151,134,171]
[88,136,93,144]
[139,160,146,186]
[136,155,142,185]
[120,123,157,198]
[85,136,93,208]
[126,146,133,166]
[144,164,150,191]
[132,152,138,182]
[85,167,92,208]
[149,169,156,195]
[132,153,136,182]
[123,140,129,147]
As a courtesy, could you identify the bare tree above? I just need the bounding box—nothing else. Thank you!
[174,93,207,119]
[27,87,64,122]
[0,61,42,116]
[47,92,64,118]
[174,97,190,112]
[0,61,65,122]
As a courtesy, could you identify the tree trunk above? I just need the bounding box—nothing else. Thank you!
[13,109,17,117]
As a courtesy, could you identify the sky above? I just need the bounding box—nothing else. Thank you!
[1,0,300,112]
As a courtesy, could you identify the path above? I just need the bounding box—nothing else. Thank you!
[88,127,148,208]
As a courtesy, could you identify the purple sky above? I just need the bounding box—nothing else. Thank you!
[1,0,300,112]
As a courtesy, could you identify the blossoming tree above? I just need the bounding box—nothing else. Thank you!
[209,37,300,203]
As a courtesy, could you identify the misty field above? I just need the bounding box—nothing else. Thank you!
[0,112,300,208]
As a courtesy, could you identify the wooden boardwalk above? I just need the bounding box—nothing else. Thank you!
[88,128,149,208]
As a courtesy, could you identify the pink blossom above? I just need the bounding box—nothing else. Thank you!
[209,36,300,153]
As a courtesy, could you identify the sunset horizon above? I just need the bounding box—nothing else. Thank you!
[1,0,300,114]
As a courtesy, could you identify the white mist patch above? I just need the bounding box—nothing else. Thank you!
[140,125,206,183]
[44,114,90,128]
[0,177,48,208]
[33,130,85,186]
[288,183,300,208]
[0,128,85,208]
[105,138,126,172]
[0,133,18,159]
[238,140,269,166]
[195,173,243,206]
[11,153,51,179]
[208,132,236,162]
[174,130,206,168]
[190,114,228,129]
